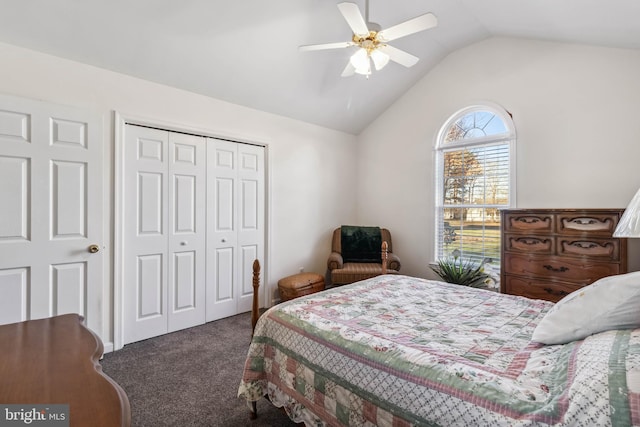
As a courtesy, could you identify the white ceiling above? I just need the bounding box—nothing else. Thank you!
[0,0,639,134]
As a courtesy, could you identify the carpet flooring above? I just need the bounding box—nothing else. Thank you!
[101,312,299,427]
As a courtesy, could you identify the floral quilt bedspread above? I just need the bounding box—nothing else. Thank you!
[238,275,640,426]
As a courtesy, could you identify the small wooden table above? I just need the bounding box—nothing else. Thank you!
[0,314,131,427]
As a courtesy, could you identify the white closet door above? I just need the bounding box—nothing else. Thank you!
[123,126,169,344]
[207,139,264,321]
[236,143,265,314]
[167,132,206,333]
[0,94,104,335]
[207,139,238,320]
[123,125,206,344]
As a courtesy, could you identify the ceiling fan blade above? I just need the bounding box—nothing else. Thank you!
[337,2,369,37]
[378,45,419,68]
[299,42,354,52]
[377,13,438,42]
[341,61,356,77]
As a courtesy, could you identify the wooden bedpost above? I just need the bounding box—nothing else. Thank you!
[381,241,388,275]
[251,259,260,337]
[250,259,261,420]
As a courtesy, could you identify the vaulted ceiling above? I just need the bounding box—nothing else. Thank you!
[1,0,639,134]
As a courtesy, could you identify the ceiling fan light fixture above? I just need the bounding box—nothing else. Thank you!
[350,48,371,76]
[371,49,390,71]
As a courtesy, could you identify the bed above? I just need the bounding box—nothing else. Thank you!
[238,267,640,426]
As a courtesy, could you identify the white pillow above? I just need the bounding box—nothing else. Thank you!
[532,271,640,345]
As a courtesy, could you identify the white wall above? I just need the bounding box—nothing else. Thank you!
[357,37,640,278]
[0,42,358,346]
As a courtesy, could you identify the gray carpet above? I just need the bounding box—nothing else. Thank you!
[101,312,299,427]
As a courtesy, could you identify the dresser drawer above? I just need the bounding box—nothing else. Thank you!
[556,212,620,235]
[503,212,554,233]
[503,275,582,302]
[503,234,554,254]
[557,237,621,261]
[503,253,620,283]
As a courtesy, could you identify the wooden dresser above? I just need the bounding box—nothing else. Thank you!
[0,314,130,427]
[500,209,627,302]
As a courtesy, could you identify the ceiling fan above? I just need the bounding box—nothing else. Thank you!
[299,1,438,77]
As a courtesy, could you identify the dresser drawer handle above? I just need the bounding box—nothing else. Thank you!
[544,287,569,297]
[543,265,569,273]
[517,237,548,245]
[517,217,540,224]
[564,217,612,229]
[569,241,597,249]
[570,218,597,225]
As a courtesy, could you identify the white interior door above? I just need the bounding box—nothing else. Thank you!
[207,139,264,321]
[0,94,103,336]
[123,125,206,344]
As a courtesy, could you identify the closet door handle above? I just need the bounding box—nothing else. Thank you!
[221,238,227,243]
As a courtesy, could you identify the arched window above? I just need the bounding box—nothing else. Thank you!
[434,104,516,271]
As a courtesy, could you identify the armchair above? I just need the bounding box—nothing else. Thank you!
[327,226,401,286]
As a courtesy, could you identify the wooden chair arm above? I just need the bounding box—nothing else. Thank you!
[386,252,401,271]
[382,241,388,275]
[327,252,343,271]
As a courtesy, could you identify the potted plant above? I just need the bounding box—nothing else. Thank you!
[431,249,494,288]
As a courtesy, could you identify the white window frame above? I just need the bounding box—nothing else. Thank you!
[433,103,516,266]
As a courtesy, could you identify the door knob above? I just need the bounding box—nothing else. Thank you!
[221,238,226,243]
[88,244,100,253]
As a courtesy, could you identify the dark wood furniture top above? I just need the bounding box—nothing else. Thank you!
[0,314,131,427]
[500,208,627,302]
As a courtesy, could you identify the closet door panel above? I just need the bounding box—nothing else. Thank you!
[216,178,235,231]
[207,139,239,321]
[167,132,206,333]
[241,180,258,230]
[240,244,259,304]
[215,247,234,301]
[173,251,196,310]
[138,172,163,234]
[236,144,264,313]
[137,254,164,318]
[123,126,169,344]
[174,175,196,232]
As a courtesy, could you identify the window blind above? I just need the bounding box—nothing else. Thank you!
[435,141,511,266]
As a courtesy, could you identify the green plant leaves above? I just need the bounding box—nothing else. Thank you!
[430,256,492,288]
